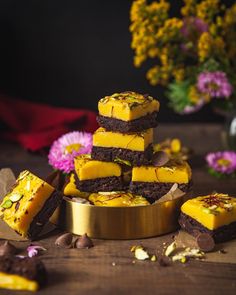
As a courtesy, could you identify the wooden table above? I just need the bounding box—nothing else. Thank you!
[0,124,236,295]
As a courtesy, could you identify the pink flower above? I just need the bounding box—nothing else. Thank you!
[206,151,236,175]
[197,71,233,98]
[48,131,93,173]
[27,245,46,258]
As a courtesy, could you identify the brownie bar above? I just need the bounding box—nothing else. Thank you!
[0,256,47,287]
[179,212,236,243]
[97,111,158,133]
[28,190,63,239]
[91,144,153,166]
[129,181,192,203]
[74,174,124,192]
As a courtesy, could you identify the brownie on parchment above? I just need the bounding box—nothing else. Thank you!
[129,181,192,203]
[97,111,158,133]
[91,144,153,167]
[179,212,236,243]
[74,174,124,192]
[0,256,47,290]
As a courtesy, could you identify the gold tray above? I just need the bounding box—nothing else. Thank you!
[51,193,188,239]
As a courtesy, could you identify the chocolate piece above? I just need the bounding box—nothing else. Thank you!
[152,151,170,167]
[97,111,158,133]
[0,256,47,290]
[55,233,73,248]
[158,256,171,267]
[28,190,63,239]
[130,181,192,203]
[196,233,215,252]
[45,170,65,191]
[91,144,153,166]
[179,212,236,243]
[74,233,93,249]
[0,241,17,256]
[75,174,124,192]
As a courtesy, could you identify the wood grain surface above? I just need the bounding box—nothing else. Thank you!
[0,124,236,295]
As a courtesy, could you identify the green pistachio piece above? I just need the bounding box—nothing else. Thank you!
[114,157,132,166]
[1,199,13,209]
[9,193,23,203]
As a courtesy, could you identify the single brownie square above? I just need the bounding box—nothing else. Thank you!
[130,160,192,202]
[0,256,47,291]
[179,193,236,243]
[97,91,159,133]
[0,170,62,239]
[74,154,124,192]
[92,127,153,166]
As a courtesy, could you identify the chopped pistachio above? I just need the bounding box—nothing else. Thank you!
[114,158,132,166]
[165,241,176,257]
[1,199,13,209]
[25,180,31,191]
[151,255,157,262]
[9,193,23,203]
[134,248,149,261]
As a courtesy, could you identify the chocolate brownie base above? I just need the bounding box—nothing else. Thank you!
[75,174,124,192]
[91,144,153,166]
[179,212,236,243]
[0,256,47,287]
[28,190,63,239]
[129,181,192,203]
[97,111,158,133]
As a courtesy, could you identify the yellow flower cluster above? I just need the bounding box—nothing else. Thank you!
[198,31,225,62]
[181,0,197,17]
[130,0,170,67]
[196,0,220,23]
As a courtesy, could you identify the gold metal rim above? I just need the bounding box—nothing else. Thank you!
[51,194,188,239]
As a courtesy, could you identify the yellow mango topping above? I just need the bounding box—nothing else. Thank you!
[93,128,153,151]
[0,170,54,237]
[132,161,191,183]
[74,154,121,180]
[98,91,159,121]
[63,173,90,199]
[89,192,149,207]
[0,272,38,291]
[181,193,236,230]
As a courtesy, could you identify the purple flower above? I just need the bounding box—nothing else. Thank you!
[181,17,208,38]
[27,245,46,258]
[48,131,93,173]
[197,71,233,98]
[206,151,236,174]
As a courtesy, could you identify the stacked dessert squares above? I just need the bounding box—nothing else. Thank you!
[70,91,192,205]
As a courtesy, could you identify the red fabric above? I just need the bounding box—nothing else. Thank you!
[0,96,98,151]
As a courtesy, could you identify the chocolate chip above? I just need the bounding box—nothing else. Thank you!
[74,233,93,249]
[55,233,73,249]
[196,233,215,252]
[152,151,170,167]
[0,241,17,256]
[158,256,171,267]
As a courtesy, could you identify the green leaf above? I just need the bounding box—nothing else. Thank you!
[166,80,192,113]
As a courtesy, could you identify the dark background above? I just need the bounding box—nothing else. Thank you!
[0,0,229,122]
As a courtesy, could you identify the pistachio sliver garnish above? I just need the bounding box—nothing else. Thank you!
[9,193,23,203]
[114,158,132,166]
[1,199,13,209]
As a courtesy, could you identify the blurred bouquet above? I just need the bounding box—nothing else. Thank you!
[130,0,236,114]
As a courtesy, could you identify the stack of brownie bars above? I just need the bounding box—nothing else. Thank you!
[73,91,192,204]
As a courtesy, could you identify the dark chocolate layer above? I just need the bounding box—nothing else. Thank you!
[129,181,192,203]
[97,111,158,133]
[179,212,236,243]
[91,144,153,166]
[0,256,47,286]
[74,174,124,192]
[28,190,63,239]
